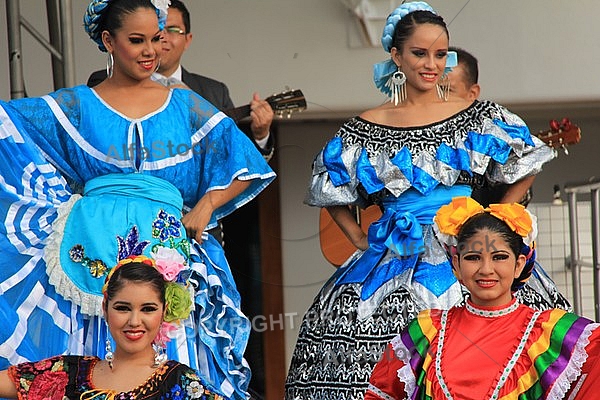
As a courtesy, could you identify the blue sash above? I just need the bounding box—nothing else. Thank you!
[334,185,471,300]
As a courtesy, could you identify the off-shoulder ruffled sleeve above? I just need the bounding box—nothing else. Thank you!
[305,102,554,208]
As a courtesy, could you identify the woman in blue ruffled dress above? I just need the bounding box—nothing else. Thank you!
[0,1,274,399]
[285,3,569,399]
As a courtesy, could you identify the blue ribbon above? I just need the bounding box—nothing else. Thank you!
[323,137,351,187]
[335,209,423,300]
[356,148,385,194]
[493,119,535,147]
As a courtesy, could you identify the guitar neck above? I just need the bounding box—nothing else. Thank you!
[224,104,251,122]
[223,89,306,122]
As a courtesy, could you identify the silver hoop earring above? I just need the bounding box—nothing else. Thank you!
[105,338,114,369]
[387,68,406,106]
[154,58,161,73]
[106,53,114,79]
[436,72,450,102]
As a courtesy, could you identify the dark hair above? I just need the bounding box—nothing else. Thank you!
[168,0,191,33]
[392,10,449,52]
[98,0,156,36]
[456,212,534,292]
[449,46,479,86]
[457,213,522,258]
[104,261,166,307]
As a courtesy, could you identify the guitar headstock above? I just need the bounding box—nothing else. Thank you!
[266,89,307,118]
[536,117,581,155]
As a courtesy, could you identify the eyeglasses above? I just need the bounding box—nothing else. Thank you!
[164,26,186,35]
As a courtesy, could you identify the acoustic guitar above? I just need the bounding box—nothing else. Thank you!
[318,118,581,267]
[224,89,306,121]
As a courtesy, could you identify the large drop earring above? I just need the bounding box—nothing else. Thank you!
[387,67,406,106]
[105,338,114,369]
[152,343,167,367]
[106,52,114,79]
[436,72,450,101]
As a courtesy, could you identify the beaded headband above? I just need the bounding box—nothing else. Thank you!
[373,1,457,97]
[84,0,170,52]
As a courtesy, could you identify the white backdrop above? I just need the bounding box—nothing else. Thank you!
[1,0,599,109]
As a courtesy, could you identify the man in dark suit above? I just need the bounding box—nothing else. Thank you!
[447,46,532,206]
[88,2,273,398]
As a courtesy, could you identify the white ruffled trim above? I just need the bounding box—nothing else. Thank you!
[390,335,417,398]
[547,322,600,400]
[44,194,105,316]
[366,384,396,400]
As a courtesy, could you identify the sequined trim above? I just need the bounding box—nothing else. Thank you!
[489,311,541,399]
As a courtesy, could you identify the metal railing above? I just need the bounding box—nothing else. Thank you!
[6,0,75,99]
[565,177,600,319]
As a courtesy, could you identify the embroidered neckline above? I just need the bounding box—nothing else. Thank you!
[465,299,519,318]
[435,309,542,400]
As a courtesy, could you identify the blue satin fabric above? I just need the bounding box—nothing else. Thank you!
[357,149,385,194]
[84,172,183,208]
[61,173,185,297]
[334,185,471,300]
[323,137,351,186]
[493,119,534,146]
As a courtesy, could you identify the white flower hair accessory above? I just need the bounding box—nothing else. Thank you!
[151,0,171,31]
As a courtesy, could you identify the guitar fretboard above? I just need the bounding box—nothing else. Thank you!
[224,104,252,122]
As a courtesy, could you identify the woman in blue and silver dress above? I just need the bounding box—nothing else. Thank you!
[285,3,569,399]
[0,1,274,399]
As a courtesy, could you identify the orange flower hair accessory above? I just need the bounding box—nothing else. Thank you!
[434,197,485,237]
[434,196,537,246]
[487,202,534,240]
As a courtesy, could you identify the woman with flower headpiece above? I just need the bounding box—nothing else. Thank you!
[0,256,225,399]
[365,197,600,399]
[0,0,274,399]
[285,2,568,399]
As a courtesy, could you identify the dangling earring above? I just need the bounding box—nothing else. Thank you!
[152,343,167,367]
[106,52,114,79]
[436,72,450,101]
[154,58,161,73]
[387,67,406,106]
[105,338,114,369]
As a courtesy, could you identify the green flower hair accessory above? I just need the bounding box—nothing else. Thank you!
[164,281,193,322]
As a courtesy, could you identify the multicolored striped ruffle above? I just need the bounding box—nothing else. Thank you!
[389,308,598,399]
